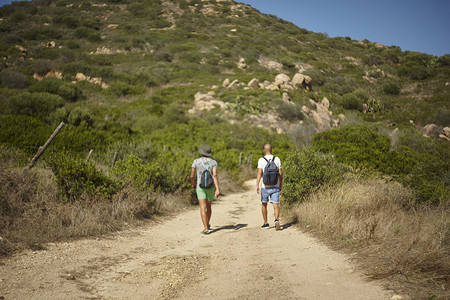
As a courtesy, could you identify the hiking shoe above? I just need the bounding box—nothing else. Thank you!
[274,220,281,231]
[261,223,270,229]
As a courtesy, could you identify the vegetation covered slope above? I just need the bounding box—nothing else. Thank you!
[1,0,448,199]
[1,0,449,297]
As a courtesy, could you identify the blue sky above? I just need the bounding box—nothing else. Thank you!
[239,0,449,57]
[1,0,448,56]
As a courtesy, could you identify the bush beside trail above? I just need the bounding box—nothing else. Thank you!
[288,176,449,299]
[312,124,449,204]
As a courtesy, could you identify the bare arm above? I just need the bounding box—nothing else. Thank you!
[213,168,220,198]
[190,168,196,190]
[278,168,283,192]
[256,168,263,194]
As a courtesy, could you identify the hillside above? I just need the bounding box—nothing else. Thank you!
[1,0,449,146]
[0,1,449,298]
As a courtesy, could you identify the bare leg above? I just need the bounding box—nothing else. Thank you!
[262,202,268,224]
[198,199,209,232]
[273,203,280,221]
[206,200,212,228]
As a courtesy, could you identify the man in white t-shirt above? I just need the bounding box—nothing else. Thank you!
[256,144,283,230]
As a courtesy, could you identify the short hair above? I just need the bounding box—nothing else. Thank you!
[263,144,272,153]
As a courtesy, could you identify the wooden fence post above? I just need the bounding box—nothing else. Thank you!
[26,122,65,170]
[85,149,93,163]
[111,151,118,167]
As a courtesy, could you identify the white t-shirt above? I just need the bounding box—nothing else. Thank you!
[257,155,282,188]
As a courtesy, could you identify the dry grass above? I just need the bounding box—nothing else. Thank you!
[0,166,190,256]
[289,176,449,299]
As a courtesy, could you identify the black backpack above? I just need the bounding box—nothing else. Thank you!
[263,157,279,185]
[199,159,214,188]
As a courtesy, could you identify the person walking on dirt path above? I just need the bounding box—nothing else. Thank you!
[190,145,220,235]
[256,144,282,230]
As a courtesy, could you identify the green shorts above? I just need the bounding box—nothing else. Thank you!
[196,186,215,202]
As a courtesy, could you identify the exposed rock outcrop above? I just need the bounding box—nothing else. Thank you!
[224,72,312,91]
[440,127,450,141]
[32,71,62,80]
[423,124,440,137]
[188,91,226,114]
[303,98,340,131]
[237,58,247,70]
[258,58,283,71]
[247,78,259,89]
[74,72,108,89]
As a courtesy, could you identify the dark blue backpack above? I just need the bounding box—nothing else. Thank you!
[199,159,214,188]
[263,157,279,185]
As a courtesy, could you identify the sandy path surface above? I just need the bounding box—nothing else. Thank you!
[0,181,394,300]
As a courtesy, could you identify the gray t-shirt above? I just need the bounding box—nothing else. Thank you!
[192,157,218,188]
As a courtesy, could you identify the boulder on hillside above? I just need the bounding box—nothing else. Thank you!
[292,73,305,86]
[258,58,283,71]
[282,93,290,102]
[248,78,259,89]
[237,57,247,70]
[305,99,340,131]
[274,74,291,86]
[228,79,239,88]
[265,83,279,91]
[423,124,440,137]
[223,78,230,87]
[439,127,450,141]
[321,97,330,109]
[189,91,226,114]
[292,73,312,90]
[280,83,295,90]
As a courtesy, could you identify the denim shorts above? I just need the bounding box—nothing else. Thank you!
[261,187,280,204]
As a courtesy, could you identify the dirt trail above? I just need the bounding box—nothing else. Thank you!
[0,181,395,300]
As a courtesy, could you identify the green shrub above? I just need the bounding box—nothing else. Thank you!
[302,69,325,86]
[65,40,80,49]
[0,70,29,89]
[67,106,93,127]
[61,62,92,76]
[32,59,54,76]
[47,152,118,201]
[21,27,62,40]
[340,93,363,111]
[112,154,168,191]
[398,64,429,80]
[49,107,68,126]
[0,115,52,154]
[283,148,347,203]
[277,101,304,121]
[28,79,83,102]
[312,125,449,204]
[8,92,65,121]
[57,82,83,102]
[28,78,63,94]
[79,17,101,30]
[87,32,101,42]
[325,76,356,95]
[383,81,401,95]
[107,81,146,96]
[127,3,145,16]
[312,125,390,170]
[74,26,91,39]
[428,108,450,126]
[366,98,384,113]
